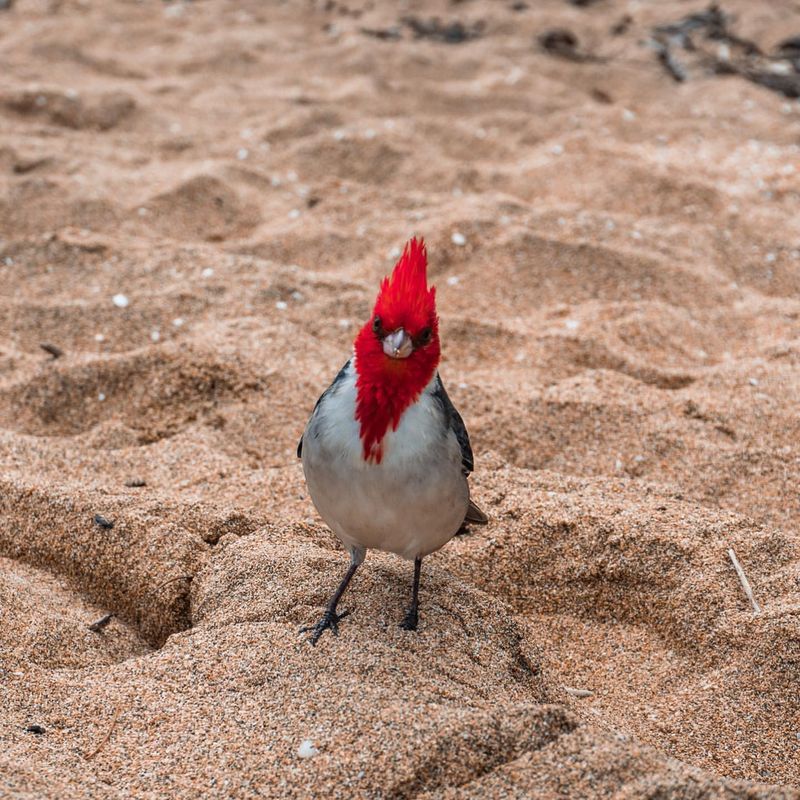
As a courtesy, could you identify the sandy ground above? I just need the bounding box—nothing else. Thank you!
[1,0,800,797]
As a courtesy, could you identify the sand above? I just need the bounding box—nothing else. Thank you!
[1,0,800,797]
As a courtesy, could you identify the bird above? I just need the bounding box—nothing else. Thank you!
[297,237,487,644]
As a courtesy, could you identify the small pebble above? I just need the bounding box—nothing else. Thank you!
[297,740,319,759]
[446,275,460,286]
[275,301,288,311]
[112,294,129,308]
[201,267,214,278]
[94,514,114,529]
[25,724,45,735]
[451,232,467,246]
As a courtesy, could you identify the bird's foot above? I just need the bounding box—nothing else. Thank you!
[301,608,350,645]
[399,605,418,632]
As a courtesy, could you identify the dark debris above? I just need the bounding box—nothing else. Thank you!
[88,613,114,633]
[651,4,800,98]
[538,28,604,62]
[94,514,114,529]
[362,16,484,44]
[39,342,63,359]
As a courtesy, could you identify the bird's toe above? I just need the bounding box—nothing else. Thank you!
[301,608,351,645]
[399,607,419,631]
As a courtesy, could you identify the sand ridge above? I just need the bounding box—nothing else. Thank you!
[1,0,800,797]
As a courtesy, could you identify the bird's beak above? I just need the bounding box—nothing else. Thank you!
[382,328,413,359]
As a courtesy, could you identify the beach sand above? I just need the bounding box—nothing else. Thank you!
[1,0,799,796]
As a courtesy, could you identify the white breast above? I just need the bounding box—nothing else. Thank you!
[301,362,469,561]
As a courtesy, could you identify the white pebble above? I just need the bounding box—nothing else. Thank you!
[388,246,402,260]
[150,330,161,342]
[564,319,580,330]
[270,175,282,187]
[94,333,105,342]
[288,209,301,219]
[137,207,148,217]
[446,275,460,286]
[765,252,776,264]
[451,232,467,246]
[275,301,288,311]
[98,393,106,402]
[237,148,249,160]
[172,317,185,327]
[748,377,759,386]
[112,294,129,308]
[297,740,318,759]
[201,267,215,278]
[291,290,304,301]
[549,144,564,155]
[287,171,298,182]
[337,319,350,328]
[622,108,636,121]
[333,129,346,141]
[4,257,13,266]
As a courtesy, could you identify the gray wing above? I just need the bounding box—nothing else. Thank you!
[297,360,351,459]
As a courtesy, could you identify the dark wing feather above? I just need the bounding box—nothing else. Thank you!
[431,374,474,476]
[297,360,351,459]
[432,374,488,527]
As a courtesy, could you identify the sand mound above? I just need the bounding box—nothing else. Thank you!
[1,0,799,797]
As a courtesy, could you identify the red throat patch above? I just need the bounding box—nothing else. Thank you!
[353,238,440,463]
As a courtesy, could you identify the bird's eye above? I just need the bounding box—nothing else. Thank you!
[372,316,383,335]
[417,327,432,346]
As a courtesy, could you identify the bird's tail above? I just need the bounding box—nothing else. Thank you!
[464,499,488,525]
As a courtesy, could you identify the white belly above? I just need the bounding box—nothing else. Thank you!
[301,366,469,560]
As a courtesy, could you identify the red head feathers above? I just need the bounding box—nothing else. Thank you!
[354,237,440,463]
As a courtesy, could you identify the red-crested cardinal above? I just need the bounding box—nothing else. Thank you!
[297,237,487,644]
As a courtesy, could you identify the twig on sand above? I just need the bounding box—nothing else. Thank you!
[84,705,121,761]
[146,574,193,600]
[727,548,761,614]
[88,613,114,633]
[564,686,594,698]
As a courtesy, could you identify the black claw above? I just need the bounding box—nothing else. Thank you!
[301,608,350,645]
[399,606,418,631]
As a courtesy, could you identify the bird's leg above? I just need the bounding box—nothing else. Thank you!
[400,556,422,631]
[301,559,360,645]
